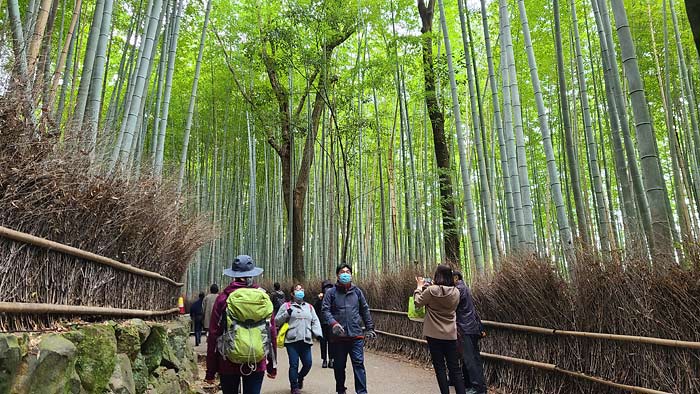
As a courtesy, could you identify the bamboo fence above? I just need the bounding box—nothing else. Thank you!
[0,225,185,327]
[0,225,183,287]
[370,308,700,350]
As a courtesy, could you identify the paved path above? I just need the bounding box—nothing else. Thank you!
[190,336,467,394]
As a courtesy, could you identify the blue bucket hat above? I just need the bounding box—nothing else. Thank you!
[223,255,264,278]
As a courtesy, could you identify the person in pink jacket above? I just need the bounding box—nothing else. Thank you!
[205,255,277,394]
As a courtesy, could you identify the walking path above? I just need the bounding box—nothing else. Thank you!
[190,336,472,393]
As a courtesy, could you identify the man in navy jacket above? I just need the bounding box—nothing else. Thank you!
[453,271,486,394]
[322,264,376,394]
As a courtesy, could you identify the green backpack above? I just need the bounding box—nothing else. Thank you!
[217,287,275,370]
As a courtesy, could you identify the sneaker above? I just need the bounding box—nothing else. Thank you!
[291,389,301,394]
[322,360,328,368]
[328,359,334,368]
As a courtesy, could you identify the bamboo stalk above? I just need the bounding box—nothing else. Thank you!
[0,302,179,317]
[0,225,183,287]
[369,309,700,350]
[375,330,671,394]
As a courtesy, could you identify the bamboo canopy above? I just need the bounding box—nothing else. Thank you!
[0,225,184,287]
[369,309,700,350]
[375,330,670,394]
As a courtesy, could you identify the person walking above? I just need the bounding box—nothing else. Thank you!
[202,284,219,334]
[314,279,335,368]
[190,292,205,346]
[205,255,277,394]
[322,264,376,394]
[453,271,487,394]
[414,265,466,394]
[275,284,323,394]
[271,282,287,317]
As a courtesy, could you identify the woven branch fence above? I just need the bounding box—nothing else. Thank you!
[369,309,699,394]
[0,225,190,331]
[0,141,213,332]
[360,260,700,394]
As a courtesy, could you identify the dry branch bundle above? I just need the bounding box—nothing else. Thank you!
[0,101,214,331]
[362,256,700,394]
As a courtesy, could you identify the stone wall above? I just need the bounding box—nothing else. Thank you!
[0,317,198,394]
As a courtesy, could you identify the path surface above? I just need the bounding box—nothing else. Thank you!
[189,336,472,394]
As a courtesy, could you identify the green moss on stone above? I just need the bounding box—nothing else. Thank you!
[141,325,167,373]
[147,367,182,394]
[0,334,22,393]
[108,354,135,394]
[115,324,141,362]
[28,335,77,394]
[67,325,117,393]
[131,354,149,394]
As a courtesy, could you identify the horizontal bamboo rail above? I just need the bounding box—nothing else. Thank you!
[369,308,700,350]
[374,330,670,394]
[0,302,179,318]
[0,225,183,287]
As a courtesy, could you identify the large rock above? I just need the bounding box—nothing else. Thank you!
[131,353,149,394]
[66,325,117,393]
[163,319,191,374]
[164,318,198,383]
[146,367,186,394]
[0,334,22,392]
[27,334,77,394]
[108,354,135,394]
[116,324,142,362]
[141,325,167,373]
[127,319,151,345]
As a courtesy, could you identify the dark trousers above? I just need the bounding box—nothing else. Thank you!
[220,372,264,394]
[194,320,203,346]
[286,341,313,389]
[333,339,367,394]
[427,337,466,394]
[320,324,332,360]
[461,335,486,393]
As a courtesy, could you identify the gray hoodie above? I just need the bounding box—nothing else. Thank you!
[275,300,323,345]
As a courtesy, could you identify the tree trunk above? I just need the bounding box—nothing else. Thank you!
[685,0,700,57]
[417,0,461,266]
[262,29,353,281]
[437,0,484,272]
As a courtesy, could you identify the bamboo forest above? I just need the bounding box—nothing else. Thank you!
[2,0,700,392]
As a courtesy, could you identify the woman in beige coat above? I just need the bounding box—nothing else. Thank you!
[414,264,466,394]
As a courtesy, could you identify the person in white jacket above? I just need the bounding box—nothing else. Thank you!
[275,284,323,394]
